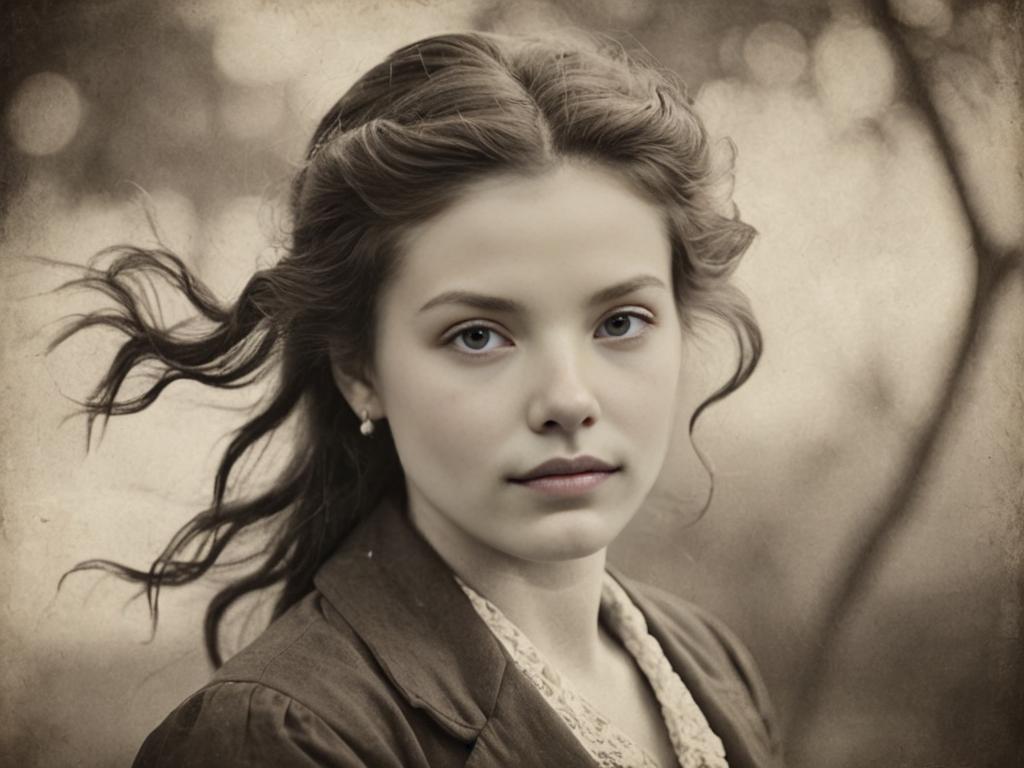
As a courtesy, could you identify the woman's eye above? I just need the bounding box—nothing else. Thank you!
[596,312,653,340]
[445,311,653,356]
[447,325,511,354]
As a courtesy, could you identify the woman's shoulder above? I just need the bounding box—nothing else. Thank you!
[132,679,358,767]
[622,576,766,685]
[131,592,420,767]
[210,590,380,704]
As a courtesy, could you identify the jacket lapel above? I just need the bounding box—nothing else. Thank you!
[464,665,601,767]
[313,496,598,766]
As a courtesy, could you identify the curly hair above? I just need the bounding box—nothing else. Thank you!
[51,30,761,666]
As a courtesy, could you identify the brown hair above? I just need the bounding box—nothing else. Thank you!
[52,30,761,666]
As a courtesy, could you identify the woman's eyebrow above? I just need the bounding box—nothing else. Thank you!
[417,274,667,314]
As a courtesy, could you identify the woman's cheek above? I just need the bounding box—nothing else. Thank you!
[396,374,495,478]
[634,344,683,439]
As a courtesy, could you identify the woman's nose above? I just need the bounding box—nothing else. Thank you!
[525,346,601,434]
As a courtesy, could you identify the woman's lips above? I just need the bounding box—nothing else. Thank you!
[510,469,618,496]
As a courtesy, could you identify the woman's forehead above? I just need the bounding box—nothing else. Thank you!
[390,163,672,304]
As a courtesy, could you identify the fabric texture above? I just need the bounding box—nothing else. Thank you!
[457,573,728,767]
[132,496,783,767]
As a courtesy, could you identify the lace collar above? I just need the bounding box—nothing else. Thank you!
[455,572,729,768]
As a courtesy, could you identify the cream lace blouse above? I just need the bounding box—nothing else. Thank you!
[455,573,729,768]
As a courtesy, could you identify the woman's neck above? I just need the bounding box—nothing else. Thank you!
[464,548,611,677]
[408,503,610,680]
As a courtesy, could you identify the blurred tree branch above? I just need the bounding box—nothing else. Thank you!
[787,0,1022,760]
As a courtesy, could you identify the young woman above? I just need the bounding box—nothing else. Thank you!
[54,30,780,767]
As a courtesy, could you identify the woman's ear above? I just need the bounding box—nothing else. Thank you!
[328,354,385,422]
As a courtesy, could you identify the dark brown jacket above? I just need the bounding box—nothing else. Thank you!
[134,498,782,766]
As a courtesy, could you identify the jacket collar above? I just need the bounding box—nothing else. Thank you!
[313,494,507,742]
[312,496,773,767]
[312,497,606,765]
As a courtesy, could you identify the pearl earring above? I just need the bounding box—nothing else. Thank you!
[359,410,374,436]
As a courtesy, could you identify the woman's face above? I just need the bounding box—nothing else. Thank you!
[345,162,684,565]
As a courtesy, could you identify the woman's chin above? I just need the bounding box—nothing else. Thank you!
[511,513,627,562]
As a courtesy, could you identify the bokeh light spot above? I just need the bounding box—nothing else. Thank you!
[718,26,747,75]
[6,72,84,156]
[213,8,308,85]
[814,22,895,122]
[743,22,809,88]
[891,0,953,36]
[220,87,285,140]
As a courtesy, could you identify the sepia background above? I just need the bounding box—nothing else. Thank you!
[2,0,1021,766]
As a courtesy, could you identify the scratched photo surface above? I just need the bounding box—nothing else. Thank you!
[1,1,1021,766]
